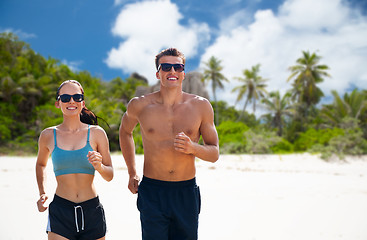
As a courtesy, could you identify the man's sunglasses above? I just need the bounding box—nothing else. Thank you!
[157,63,185,72]
[57,94,84,103]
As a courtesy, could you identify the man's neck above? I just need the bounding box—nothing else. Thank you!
[159,87,184,106]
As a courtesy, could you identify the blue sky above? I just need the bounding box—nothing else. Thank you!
[1,0,367,108]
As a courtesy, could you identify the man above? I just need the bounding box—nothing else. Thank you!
[119,48,219,240]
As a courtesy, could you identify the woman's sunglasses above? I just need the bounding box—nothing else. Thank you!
[57,94,84,103]
[157,63,185,72]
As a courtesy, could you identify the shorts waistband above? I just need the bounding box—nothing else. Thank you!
[53,194,100,208]
[141,176,196,187]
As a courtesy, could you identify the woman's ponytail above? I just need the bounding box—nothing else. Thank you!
[80,107,98,125]
[80,107,110,128]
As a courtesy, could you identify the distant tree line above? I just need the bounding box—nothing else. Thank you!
[1,32,366,159]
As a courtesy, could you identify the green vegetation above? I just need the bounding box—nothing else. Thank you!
[1,32,366,160]
[0,32,147,155]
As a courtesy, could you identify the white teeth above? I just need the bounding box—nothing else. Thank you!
[168,77,177,80]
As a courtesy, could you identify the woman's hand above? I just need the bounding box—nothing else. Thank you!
[37,194,48,212]
[87,151,103,171]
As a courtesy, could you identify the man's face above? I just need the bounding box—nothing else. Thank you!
[156,56,185,88]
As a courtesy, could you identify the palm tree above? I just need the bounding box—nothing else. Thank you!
[288,51,330,108]
[0,76,23,103]
[321,89,367,126]
[261,91,294,136]
[202,56,228,125]
[232,64,268,119]
[17,75,43,121]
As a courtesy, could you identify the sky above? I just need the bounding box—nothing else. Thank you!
[1,0,367,109]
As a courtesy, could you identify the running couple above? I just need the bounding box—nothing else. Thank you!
[36,47,219,240]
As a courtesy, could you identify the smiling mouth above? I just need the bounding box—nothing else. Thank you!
[167,77,177,81]
[66,106,77,110]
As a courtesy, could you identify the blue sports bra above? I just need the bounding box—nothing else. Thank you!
[51,126,95,176]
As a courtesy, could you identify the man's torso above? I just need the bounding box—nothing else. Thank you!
[137,92,205,181]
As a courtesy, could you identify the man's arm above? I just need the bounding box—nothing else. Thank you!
[119,98,140,194]
[174,98,219,162]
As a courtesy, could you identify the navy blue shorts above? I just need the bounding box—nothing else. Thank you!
[137,176,201,240]
[47,195,106,240]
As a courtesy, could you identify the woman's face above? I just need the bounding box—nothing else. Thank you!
[55,83,85,116]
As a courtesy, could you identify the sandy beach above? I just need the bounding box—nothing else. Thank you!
[1,153,367,240]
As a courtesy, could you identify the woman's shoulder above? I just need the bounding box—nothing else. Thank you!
[89,124,104,131]
[89,125,107,136]
[38,126,57,143]
[40,126,57,136]
[88,125,109,146]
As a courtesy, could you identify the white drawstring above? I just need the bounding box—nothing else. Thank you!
[74,205,84,232]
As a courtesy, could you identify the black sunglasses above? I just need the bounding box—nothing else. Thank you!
[57,94,84,103]
[157,63,185,72]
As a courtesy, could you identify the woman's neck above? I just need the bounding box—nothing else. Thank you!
[60,117,84,132]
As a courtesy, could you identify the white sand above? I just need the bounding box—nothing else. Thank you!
[1,154,367,239]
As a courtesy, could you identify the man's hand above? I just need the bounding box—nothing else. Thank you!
[174,132,195,155]
[128,175,140,194]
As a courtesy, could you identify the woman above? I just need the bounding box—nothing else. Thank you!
[36,80,114,240]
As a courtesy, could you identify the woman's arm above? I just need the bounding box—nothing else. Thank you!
[35,129,52,212]
[88,126,114,182]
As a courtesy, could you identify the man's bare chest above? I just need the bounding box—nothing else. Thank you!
[138,104,201,140]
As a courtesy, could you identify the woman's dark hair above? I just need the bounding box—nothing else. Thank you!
[56,80,107,126]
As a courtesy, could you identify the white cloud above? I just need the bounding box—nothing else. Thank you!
[105,0,210,83]
[106,0,367,111]
[200,0,367,110]
[218,9,253,35]
[1,28,36,39]
[279,0,350,30]
[61,59,83,72]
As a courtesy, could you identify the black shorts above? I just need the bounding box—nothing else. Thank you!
[47,194,107,240]
[137,176,201,240]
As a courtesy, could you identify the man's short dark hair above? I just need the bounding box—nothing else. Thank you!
[155,48,186,70]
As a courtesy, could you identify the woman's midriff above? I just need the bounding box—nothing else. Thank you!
[55,173,97,203]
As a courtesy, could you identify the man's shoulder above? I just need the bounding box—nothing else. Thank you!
[183,92,210,105]
[132,91,158,102]
[127,92,158,114]
[129,93,152,105]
